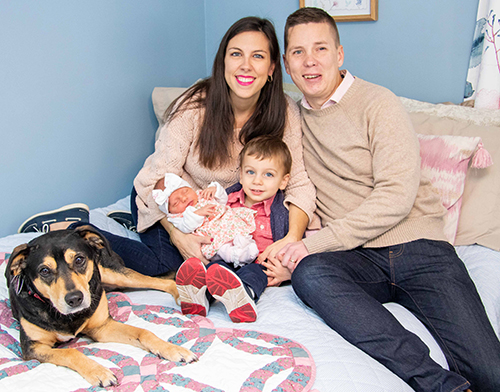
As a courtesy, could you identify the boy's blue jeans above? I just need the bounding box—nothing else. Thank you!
[291,239,500,392]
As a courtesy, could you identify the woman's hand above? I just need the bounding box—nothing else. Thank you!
[161,217,211,264]
[261,257,291,287]
[257,233,298,263]
[170,230,212,264]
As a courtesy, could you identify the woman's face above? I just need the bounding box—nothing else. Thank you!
[224,31,275,107]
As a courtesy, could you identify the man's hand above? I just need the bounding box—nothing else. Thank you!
[257,233,298,264]
[276,241,309,272]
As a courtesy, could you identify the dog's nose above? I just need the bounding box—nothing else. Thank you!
[65,291,84,308]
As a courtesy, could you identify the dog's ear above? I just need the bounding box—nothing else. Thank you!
[75,225,113,256]
[5,243,30,283]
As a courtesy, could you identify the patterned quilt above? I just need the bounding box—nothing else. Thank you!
[0,253,316,392]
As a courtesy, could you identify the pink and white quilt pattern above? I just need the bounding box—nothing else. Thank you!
[0,253,316,392]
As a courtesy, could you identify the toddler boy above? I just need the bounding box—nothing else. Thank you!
[176,135,293,323]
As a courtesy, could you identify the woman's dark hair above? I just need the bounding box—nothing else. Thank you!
[164,17,287,169]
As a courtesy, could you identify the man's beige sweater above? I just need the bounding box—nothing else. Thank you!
[301,77,448,254]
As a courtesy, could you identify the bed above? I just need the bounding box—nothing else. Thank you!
[0,90,499,391]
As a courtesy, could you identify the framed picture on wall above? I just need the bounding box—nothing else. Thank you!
[299,0,378,22]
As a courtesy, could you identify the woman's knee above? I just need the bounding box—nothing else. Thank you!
[130,187,139,225]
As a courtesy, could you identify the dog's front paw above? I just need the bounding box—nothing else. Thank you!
[83,362,118,387]
[164,279,180,304]
[156,344,198,363]
[172,346,198,363]
[172,286,180,305]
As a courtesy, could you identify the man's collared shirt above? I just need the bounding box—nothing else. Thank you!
[300,69,354,110]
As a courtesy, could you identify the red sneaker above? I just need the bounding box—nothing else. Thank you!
[176,257,209,316]
[206,264,257,323]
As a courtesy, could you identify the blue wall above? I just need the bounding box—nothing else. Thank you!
[1,1,206,237]
[0,0,479,237]
[205,0,478,104]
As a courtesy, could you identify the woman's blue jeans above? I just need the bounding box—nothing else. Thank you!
[115,187,185,275]
[291,239,500,392]
[75,188,267,299]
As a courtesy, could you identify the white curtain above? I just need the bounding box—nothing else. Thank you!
[464,0,500,109]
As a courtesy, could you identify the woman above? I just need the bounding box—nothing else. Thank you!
[19,17,315,285]
[132,16,315,281]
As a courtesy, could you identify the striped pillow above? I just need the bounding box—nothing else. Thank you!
[418,134,492,243]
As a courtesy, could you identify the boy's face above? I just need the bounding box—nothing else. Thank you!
[168,187,198,214]
[240,154,290,207]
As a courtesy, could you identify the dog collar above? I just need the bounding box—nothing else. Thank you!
[26,281,46,303]
[11,275,46,303]
[28,288,46,302]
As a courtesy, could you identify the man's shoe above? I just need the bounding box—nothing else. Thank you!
[107,211,136,232]
[206,263,257,323]
[176,257,209,317]
[18,203,90,233]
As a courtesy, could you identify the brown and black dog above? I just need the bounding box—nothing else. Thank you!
[5,225,197,387]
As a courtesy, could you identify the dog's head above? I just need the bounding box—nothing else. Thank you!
[5,226,111,315]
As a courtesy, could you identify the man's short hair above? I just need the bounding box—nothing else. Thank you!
[284,7,340,51]
[240,135,292,175]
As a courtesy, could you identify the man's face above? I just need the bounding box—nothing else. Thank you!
[284,22,344,109]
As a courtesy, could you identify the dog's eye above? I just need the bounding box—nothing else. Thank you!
[39,267,51,277]
[75,256,86,266]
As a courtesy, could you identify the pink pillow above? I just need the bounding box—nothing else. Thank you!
[417,134,493,244]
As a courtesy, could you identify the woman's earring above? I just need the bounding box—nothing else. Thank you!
[268,74,273,83]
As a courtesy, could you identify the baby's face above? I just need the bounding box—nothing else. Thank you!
[168,187,198,214]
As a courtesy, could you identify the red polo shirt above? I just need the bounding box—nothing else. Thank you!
[227,189,275,254]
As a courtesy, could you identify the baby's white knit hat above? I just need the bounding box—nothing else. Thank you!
[152,173,192,214]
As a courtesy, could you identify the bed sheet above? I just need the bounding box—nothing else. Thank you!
[0,196,499,391]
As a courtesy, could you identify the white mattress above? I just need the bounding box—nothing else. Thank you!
[0,196,499,391]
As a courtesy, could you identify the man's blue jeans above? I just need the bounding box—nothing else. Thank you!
[291,239,500,392]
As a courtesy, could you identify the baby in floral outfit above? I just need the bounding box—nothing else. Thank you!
[152,173,259,266]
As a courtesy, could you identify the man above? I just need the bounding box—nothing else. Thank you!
[279,7,500,392]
